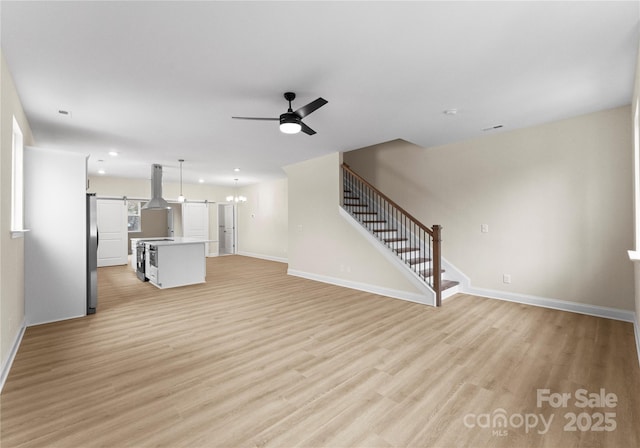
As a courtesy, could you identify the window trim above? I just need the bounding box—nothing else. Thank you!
[11,116,27,237]
[127,200,142,233]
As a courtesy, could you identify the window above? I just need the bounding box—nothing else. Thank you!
[127,200,141,232]
[11,116,25,236]
[634,98,640,250]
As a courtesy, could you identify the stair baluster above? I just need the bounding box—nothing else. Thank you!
[341,163,455,306]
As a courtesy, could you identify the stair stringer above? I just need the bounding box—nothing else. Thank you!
[343,180,467,301]
[339,206,436,306]
[440,257,470,300]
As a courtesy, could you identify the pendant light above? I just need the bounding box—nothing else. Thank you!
[177,159,186,203]
[226,178,247,203]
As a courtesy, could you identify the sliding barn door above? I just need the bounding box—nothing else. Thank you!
[182,202,209,255]
[97,199,128,267]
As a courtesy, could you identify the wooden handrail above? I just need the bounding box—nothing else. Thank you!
[342,163,434,238]
[342,162,443,306]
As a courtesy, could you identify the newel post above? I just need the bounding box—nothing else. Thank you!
[432,225,442,307]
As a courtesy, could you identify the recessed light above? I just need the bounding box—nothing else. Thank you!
[108,151,118,157]
[234,168,240,172]
[198,179,204,183]
[98,169,106,175]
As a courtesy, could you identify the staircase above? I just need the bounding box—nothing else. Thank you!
[341,164,458,306]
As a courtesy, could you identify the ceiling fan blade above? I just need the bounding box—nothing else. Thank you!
[300,122,317,135]
[294,98,328,119]
[231,116,279,121]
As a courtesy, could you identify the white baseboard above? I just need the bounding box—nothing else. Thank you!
[635,316,640,368]
[28,314,87,328]
[236,251,288,264]
[1,319,26,393]
[338,206,436,305]
[287,268,432,306]
[463,286,636,323]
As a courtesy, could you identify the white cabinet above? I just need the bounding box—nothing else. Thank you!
[148,242,206,289]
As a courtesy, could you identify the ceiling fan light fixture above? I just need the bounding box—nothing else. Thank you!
[280,122,301,134]
[280,113,302,134]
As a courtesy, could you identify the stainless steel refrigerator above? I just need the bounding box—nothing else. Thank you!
[87,193,98,314]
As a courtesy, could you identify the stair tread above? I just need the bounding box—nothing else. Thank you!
[344,182,456,298]
[395,247,419,253]
[419,268,445,277]
[440,280,459,291]
[407,257,431,264]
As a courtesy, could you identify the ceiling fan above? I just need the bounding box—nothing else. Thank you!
[232,92,328,135]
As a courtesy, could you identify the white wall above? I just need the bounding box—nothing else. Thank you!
[345,106,634,311]
[236,178,288,262]
[0,51,34,382]
[285,152,424,299]
[24,148,88,325]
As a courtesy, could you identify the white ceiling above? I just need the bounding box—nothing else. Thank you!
[2,1,638,186]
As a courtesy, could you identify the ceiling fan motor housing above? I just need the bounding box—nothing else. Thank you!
[280,112,301,125]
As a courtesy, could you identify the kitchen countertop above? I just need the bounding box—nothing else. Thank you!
[131,237,212,246]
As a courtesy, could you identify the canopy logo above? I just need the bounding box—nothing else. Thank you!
[463,388,618,437]
[463,408,553,437]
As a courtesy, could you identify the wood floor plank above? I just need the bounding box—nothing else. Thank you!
[1,255,639,448]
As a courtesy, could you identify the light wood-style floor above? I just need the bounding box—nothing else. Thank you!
[1,255,639,448]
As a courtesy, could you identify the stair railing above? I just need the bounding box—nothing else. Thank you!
[342,163,443,306]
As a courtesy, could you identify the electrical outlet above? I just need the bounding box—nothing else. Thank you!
[481,224,489,233]
[503,274,511,284]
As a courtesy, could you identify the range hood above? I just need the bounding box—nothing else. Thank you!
[142,164,170,210]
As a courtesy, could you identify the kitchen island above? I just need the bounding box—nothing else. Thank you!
[131,237,208,289]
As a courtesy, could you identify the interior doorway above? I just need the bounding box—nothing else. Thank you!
[218,203,235,255]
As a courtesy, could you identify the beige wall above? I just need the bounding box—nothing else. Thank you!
[128,208,170,254]
[1,52,34,369]
[285,152,422,295]
[632,39,640,347]
[89,175,228,253]
[236,178,288,261]
[345,106,634,310]
[89,175,287,260]
[88,175,230,203]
